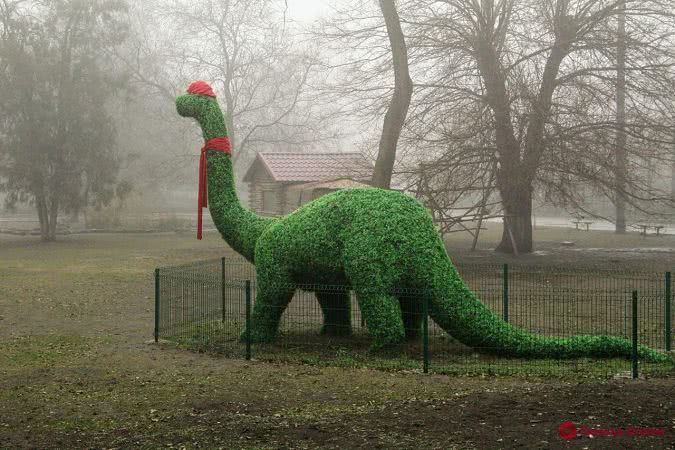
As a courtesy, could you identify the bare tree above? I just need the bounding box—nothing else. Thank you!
[121,0,335,169]
[372,0,413,189]
[615,0,627,233]
[320,0,675,253]
[430,1,589,253]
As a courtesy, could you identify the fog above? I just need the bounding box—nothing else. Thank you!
[1,0,675,249]
[285,0,333,20]
[3,3,675,445]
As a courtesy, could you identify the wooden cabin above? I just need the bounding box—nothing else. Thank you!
[243,152,374,216]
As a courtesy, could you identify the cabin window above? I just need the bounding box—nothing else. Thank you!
[262,190,276,213]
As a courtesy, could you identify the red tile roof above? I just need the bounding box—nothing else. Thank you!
[243,152,374,183]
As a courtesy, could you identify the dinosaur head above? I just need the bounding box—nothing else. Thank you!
[177,81,229,141]
[176,81,218,119]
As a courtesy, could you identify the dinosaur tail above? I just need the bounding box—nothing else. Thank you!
[428,264,670,363]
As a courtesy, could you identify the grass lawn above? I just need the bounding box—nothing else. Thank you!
[1,229,674,449]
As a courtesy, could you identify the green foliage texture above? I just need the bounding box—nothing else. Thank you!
[176,89,668,363]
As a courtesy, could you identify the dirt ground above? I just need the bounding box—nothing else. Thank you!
[1,229,674,449]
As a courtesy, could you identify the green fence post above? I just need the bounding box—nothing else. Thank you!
[245,280,252,361]
[221,257,226,324]
[154,268,160,343]
[503,264,509,323]
[632,290,638,379]
[423,292,429,374]
[666,272,672,352]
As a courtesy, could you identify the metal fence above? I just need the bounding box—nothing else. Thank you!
[154,258,674,378]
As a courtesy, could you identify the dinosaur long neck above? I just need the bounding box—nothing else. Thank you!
[198,103,275,263]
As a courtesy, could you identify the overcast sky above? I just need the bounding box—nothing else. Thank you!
[286,0,333,21]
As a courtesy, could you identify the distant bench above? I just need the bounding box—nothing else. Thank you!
[571,220,593,231]
[634,224,665,236]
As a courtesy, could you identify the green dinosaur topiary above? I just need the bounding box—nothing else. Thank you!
[176,81,668,363]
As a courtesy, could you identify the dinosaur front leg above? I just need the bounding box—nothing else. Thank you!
[242,260,294,343]
[316,288,352,337]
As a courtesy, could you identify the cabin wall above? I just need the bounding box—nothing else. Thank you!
[246,165,348,216]
[282,187,340,214]
[248,168,283,216]
[283,188,304,214]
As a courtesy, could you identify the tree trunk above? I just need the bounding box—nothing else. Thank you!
[615,1,627,234]
[474,28,541,255]
[671,128,675,199]
[496,180,533,254]
[372,0,413,189]
[48,196,58,241]
[36,194,49,241]
[35,191,59,242]
[672,161,675,199]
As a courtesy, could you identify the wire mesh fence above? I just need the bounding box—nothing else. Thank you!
[154,258,674,378]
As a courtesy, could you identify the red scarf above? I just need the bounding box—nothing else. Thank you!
[197,137,232,240]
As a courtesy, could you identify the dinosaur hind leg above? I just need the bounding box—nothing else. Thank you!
[398,293,423,340]
[343,236,405,349]
[316,288,352,336]
[354,289,405,349]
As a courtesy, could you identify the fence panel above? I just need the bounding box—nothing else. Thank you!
[154,258,674,378]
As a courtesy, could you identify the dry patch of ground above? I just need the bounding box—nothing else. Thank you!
[1,231,674,448]
[1,336,673,449]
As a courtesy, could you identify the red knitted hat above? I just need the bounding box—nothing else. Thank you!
[187,80,216,97]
